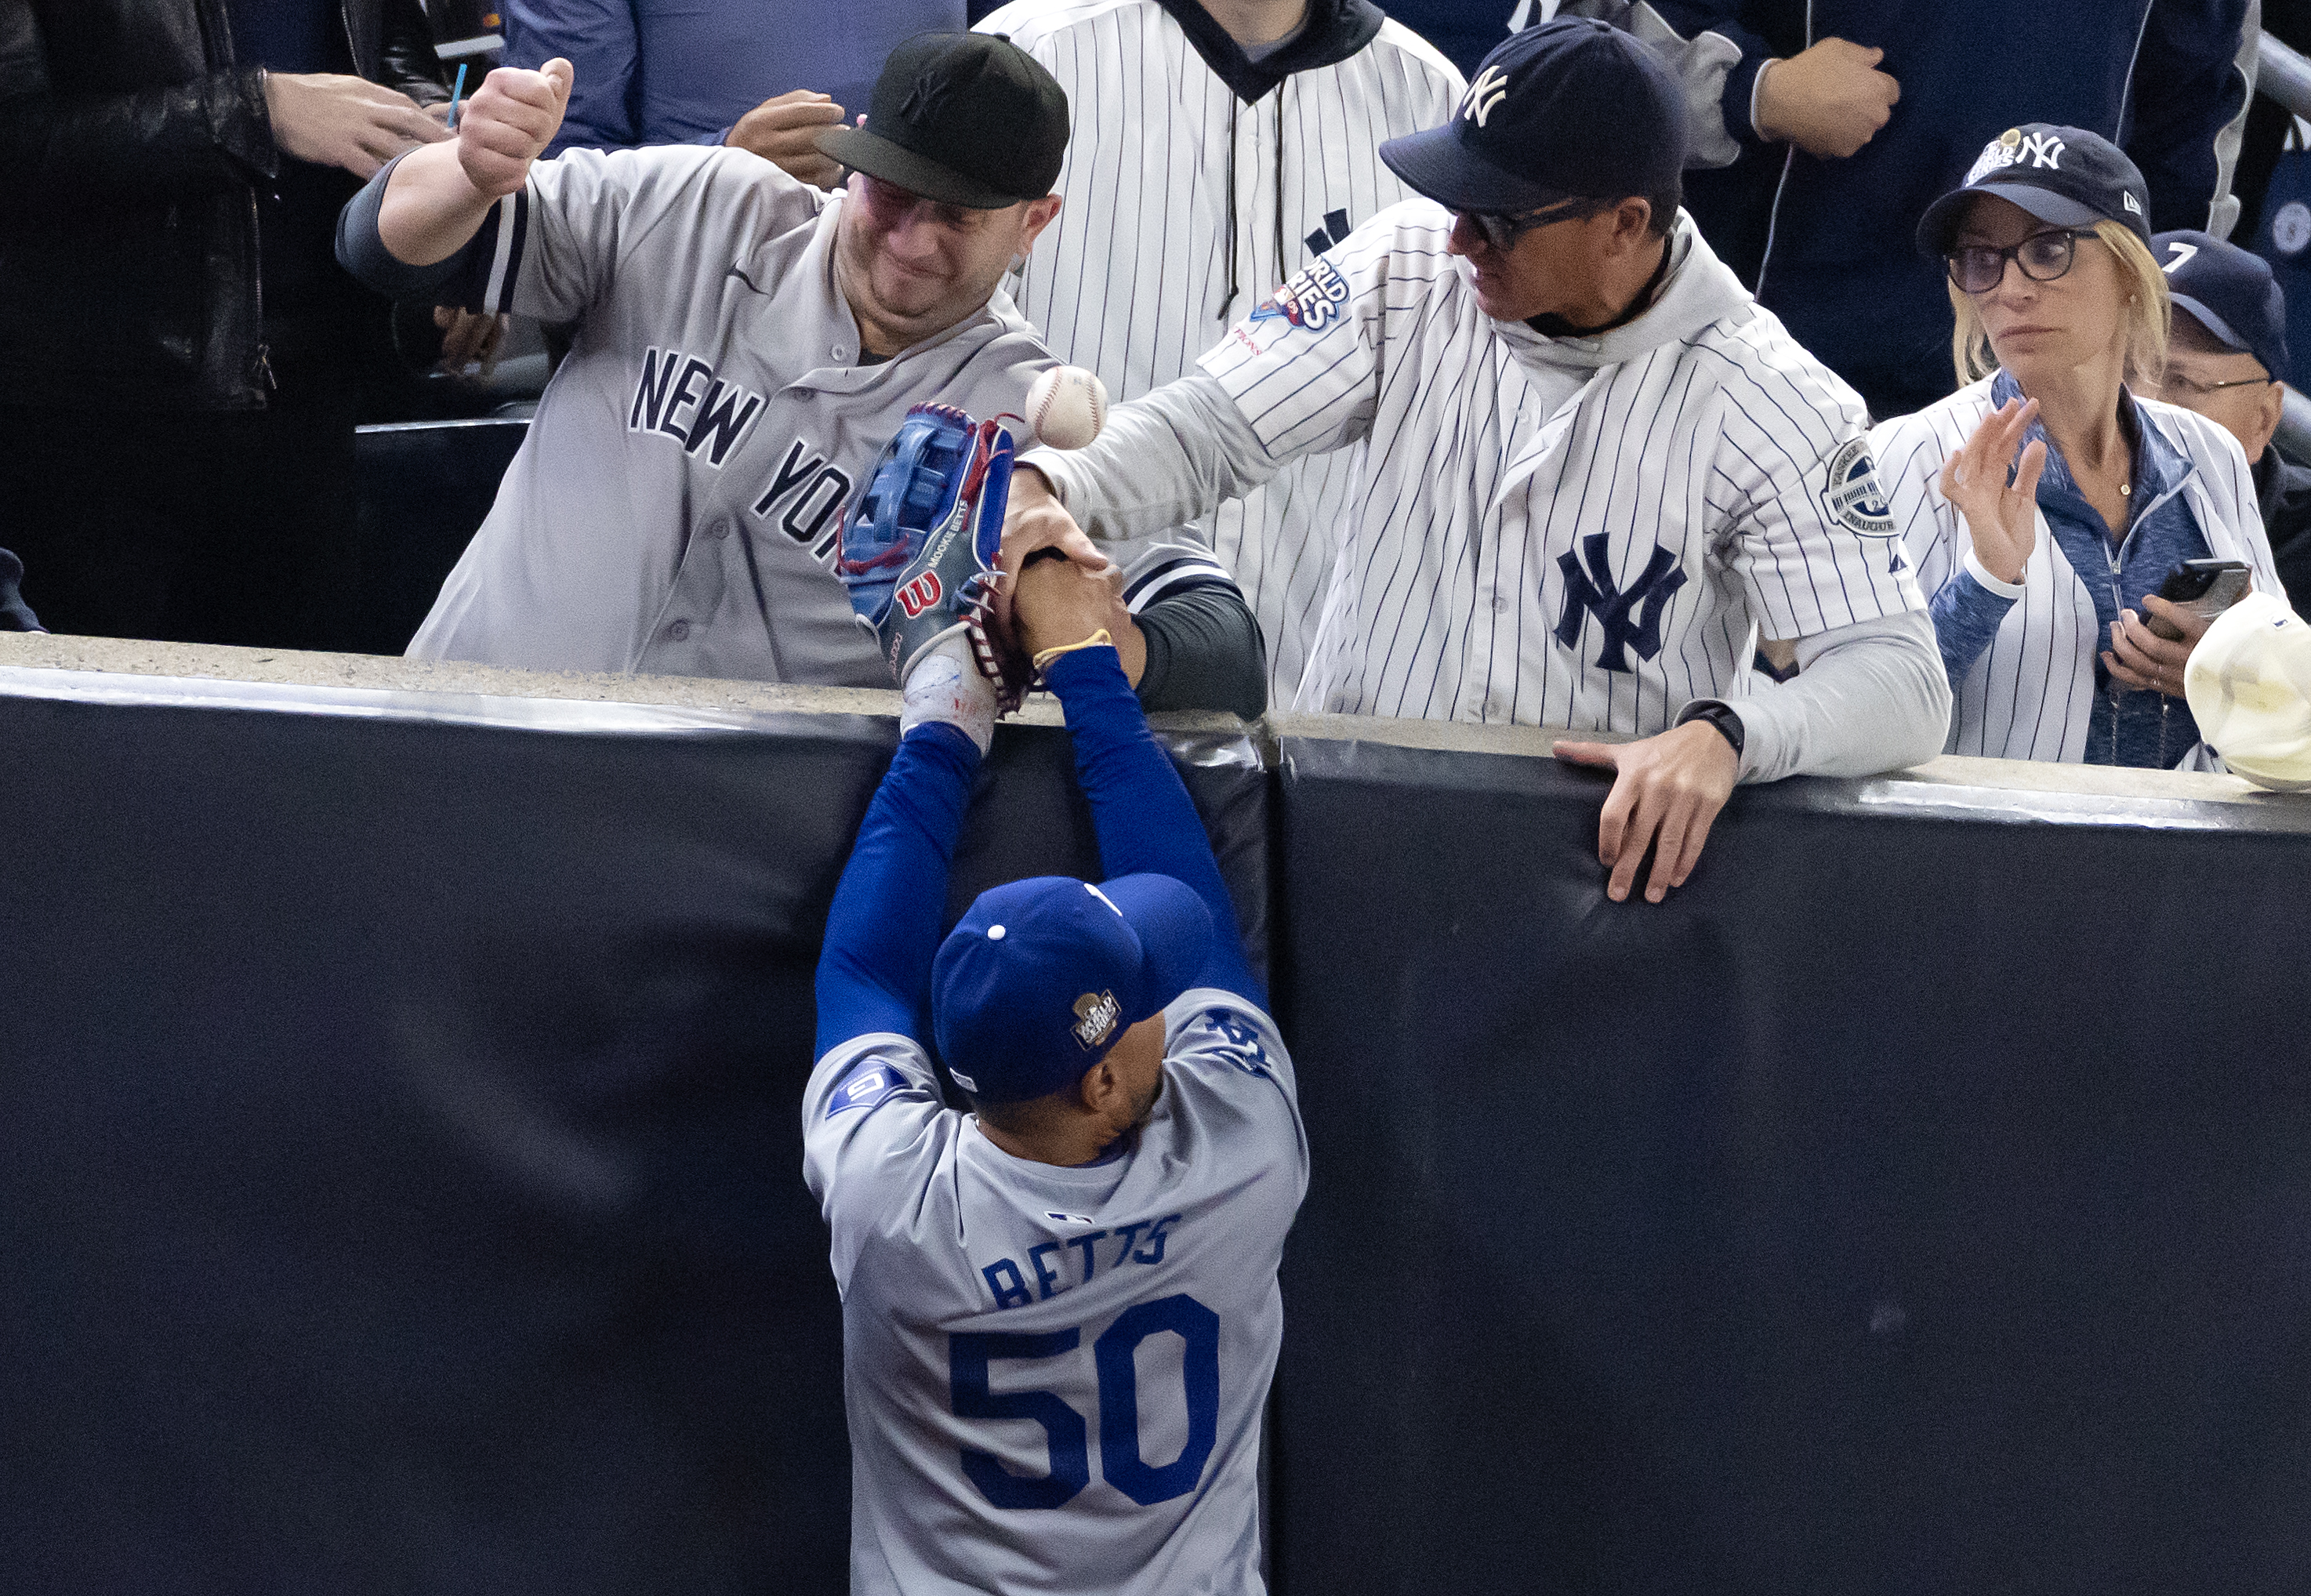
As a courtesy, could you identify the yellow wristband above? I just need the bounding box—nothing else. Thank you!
[1032,629,1114,671]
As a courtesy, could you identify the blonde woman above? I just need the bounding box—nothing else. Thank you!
[1870,125,2280,767]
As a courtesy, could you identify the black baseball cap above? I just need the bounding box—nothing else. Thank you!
[1379,19,1687,215]
[2157,228,2291,378]
[816,33,1068,209]
[1917,123,2153,256]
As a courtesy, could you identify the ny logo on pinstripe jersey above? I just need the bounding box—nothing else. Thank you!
[1553,534,1687,672]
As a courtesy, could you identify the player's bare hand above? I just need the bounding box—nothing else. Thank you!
[457,58,574,200]
[993,466,1108,640]
[433,306,510,376]
[1939,396,2043,586]
[727,90,846,188]
[2103,594,2211,697]
[263,72,452,179]
[1554,720,1739,904]
[1754,38,1899,160]
[1013,556,1148,685]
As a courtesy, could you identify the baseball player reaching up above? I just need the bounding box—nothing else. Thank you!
[1000,19,1953,903]
[334,34,1264,715]
[807,401,1302,1593]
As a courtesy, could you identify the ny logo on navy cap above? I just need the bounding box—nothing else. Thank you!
[1917,122,2152,256]
[1380,19,1688,217]
[1461,64,1510,126]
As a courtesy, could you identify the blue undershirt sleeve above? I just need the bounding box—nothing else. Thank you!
[812,721,981,1057]
[1927,568,2020,686]
[1041,647,1264,1007]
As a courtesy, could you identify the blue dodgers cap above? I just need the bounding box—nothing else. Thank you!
[2156,229,2291,378]
[1917,123,2152,256]
[1379,18,1688,215]
[932,873,1214,1105]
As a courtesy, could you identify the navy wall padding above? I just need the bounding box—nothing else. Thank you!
[0,686,1264,1593]
[1267,737,2311,1596]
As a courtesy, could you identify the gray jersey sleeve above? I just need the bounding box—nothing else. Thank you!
[447,144,827,322]
[802,1034,955,1289]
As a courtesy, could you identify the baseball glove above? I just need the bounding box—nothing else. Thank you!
[837,402,1034,711]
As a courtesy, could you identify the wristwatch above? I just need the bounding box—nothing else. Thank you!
[1674,700,1746,759]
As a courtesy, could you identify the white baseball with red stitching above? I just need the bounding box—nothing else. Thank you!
[1025,365,1107,451]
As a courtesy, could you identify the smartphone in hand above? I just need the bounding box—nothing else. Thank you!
[2140,557,2250,641]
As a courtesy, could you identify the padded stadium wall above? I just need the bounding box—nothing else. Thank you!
[1,637,2305,1595]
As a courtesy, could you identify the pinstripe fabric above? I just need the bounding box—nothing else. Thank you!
[1197,199,1923,728]
[1872,375,2283,764]
[978,0,1464,699]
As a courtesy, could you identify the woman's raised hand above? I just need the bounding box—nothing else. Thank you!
[1937,396,2045,586]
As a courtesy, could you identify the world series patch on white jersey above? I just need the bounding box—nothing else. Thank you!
[1199,200,1925,727]
[978,0,1464,698]
[803,989,1306,1595]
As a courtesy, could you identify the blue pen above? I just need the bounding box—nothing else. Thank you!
[448,63,468,129]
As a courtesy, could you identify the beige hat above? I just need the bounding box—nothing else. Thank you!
[2183,590,2311,792]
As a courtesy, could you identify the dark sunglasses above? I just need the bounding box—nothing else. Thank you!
[1945,229,2092,295]
[1457,197,1613,252]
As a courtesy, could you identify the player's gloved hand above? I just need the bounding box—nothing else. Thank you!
[2105,594,2215,698]
[1014,555,1147,686]
[839,403,1038,711]
[1939,395,2044,588]
[1552,721,1740,905]
[456,57,573,201]
[992,466,1109,645]
[263,72,452,180]
[726,90,847,188]
[1754,38,1900,160]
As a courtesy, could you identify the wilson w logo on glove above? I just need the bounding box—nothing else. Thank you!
[836,403,1034,710]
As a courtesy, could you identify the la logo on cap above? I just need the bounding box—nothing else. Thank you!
[1461,64,1509,126]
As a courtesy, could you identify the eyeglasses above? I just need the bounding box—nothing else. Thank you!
[1945,229,2091,294]
[855,172,990,235]
[2160,370,2277,399]
[1457,197,1613,252]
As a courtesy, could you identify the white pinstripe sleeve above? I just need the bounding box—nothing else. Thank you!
[1713,361,1926,640]
[1868,408,1968,607]
[1193,216,1399,462]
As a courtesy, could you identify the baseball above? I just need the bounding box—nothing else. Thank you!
[1025,365,1108,450]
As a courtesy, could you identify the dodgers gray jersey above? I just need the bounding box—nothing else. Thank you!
[978,0,1463,699]
[1196,201,1926,726]
[803,988,1306,1595]
[408,145,1054,684]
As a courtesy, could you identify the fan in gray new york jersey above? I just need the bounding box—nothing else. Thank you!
[335,31,1267,715]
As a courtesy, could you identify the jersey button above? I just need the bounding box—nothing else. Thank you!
[708,521,731,541]
[1490,594,1511,614]
[667,619,691,642]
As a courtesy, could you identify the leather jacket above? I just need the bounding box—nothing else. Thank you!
[0,0,448,412]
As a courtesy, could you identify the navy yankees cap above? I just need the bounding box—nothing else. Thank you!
[1379,19,1687,216]
[2157,229,2291,378]
[1917,124,2152,256]
[818,32,1068,209]
[932,873,1213,1105]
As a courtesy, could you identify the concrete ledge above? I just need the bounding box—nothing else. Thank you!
[4,632,2302,810]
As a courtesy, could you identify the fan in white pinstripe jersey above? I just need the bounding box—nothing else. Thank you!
[976,0,1464,700]
[1005,20,1952,905]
